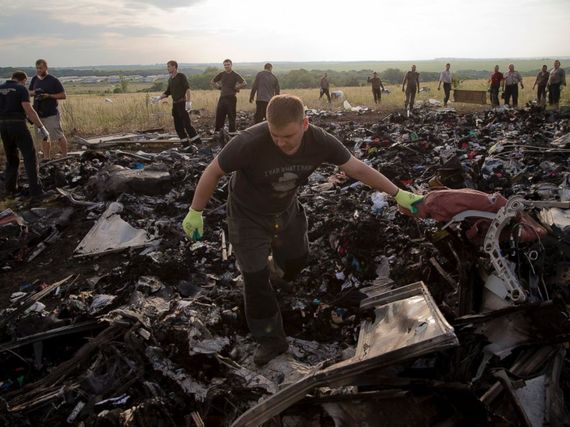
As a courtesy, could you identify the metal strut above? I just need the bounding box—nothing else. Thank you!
[483,196,570,303]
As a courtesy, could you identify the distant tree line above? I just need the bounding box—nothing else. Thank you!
[2,65,567,91]
[145,68,446,92]
[171,67,566,91]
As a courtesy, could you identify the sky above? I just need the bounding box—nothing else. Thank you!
[0,0,568,67]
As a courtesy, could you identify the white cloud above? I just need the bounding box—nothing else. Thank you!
[0,0,569,66]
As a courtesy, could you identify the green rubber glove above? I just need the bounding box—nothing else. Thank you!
[394,189,424,214]
[182,208,203,240]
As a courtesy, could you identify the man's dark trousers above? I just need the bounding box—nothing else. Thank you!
[0,120,41,196]
[504,84,519,107]
[490,85,500,106]
[443,82,451,105]
[254,101,269,124]
[172,102,199,144]
[227,197,308,344]
[537,85,547,106]
[320,88,331,103]
[372,88,381,104]
[215,95,237,132]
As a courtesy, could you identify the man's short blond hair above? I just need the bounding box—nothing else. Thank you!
[267,95,305,128]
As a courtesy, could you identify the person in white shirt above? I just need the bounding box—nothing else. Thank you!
[504,64,524,108]
[437,63,452,107]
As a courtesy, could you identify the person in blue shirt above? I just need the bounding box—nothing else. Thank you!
[28,59,67,159]
[1,71,49,199]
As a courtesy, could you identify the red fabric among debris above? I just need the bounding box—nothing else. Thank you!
[406,189,547,243]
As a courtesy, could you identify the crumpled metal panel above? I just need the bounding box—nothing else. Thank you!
[74,202,154,256]
[231,281,458,427]
[353,281,457,363]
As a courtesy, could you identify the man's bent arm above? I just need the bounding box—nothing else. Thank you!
[50,91,66,100]
[191,157,226,211]
[339,156,398,196]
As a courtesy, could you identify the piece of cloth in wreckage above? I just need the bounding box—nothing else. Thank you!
[403,189,547,244]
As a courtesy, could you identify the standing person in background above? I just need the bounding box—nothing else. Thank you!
[211,59,247,133]
[503,64,524,108]
[249,63,280,124]
[402,65,420,111]
[319,73,331,104]
[156,60,202,150]
[437,63,452,107]
[488,65,504,107]
[367,72,385,105]
[28,59,67,160]
[1,71,48,200]
[532,65,549,107]
[548,60,566,111]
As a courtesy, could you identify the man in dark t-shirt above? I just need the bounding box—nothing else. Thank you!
[211,59,246,133]
[319,73,331,104]
[1,71,49,198]
[367,72,385,104]
[28,59,67,159]
[402,65,420,110]
[156,60,201,149]
[182,95,424,366]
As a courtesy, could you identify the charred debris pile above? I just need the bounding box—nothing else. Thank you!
[1,105,570,426]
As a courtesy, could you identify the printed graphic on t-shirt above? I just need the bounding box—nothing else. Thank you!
[0,88,17,95]
[273,172,300,195]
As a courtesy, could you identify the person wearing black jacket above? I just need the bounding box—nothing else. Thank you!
[156,60,201,149]
[1,71,49,199]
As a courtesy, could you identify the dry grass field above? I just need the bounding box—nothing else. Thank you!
[51,77,569,137]
[0,77,568,163]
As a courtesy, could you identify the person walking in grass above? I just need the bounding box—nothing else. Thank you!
[548,60,566,111]
[533,65,549,107]
[156,60,202,150]
[211,59,247,133]
[249,63,280,124]
[488,65,504,107]
[319,73,331,104]
[1,71,48,200]
[28,59,67,159]
[367,72,385,105]
[402,65,420,110]
[438,63,452,107]
[503,64,524,108]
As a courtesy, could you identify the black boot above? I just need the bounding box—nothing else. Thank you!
[254,338,289,366]
[248,314,288,366]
